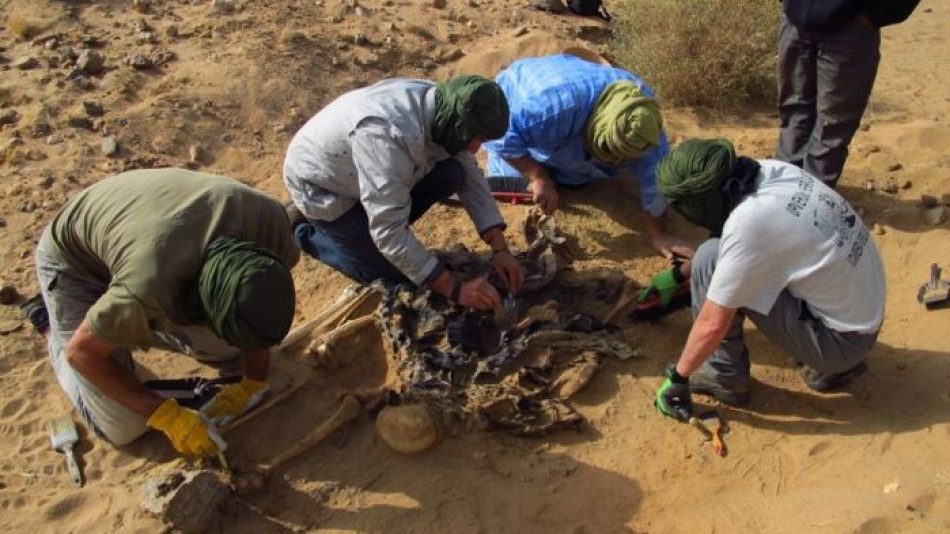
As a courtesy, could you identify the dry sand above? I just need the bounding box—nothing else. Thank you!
[0,0,948,532]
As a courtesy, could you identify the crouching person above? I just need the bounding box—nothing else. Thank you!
[653,139,885,419]
[283,75,523,312]
[32,169,299,458]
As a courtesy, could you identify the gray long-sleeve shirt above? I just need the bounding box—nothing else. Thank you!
[283,79,505,285]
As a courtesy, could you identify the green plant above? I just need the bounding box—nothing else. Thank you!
[610,0,780,110]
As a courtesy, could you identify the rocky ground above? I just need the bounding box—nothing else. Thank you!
[0,1,948,533]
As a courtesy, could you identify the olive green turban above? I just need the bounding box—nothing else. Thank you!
[586,80,663,166]
[432,75,510,154]
[198,238,296,351]
[656,138,737,234]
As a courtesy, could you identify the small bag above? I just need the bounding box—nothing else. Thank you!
[568,0,611,20]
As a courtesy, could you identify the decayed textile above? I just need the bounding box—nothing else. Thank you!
[374,210,640,436]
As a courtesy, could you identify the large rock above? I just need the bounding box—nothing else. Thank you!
[142,470,230,534]
[76,50,105,75]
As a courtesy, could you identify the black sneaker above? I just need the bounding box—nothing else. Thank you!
[20,294,49,334]
[689,372,750,406]
[800,362,868,392]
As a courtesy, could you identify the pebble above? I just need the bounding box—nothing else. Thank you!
[887,162,903,172]
[883,479,901,494]
[132,0,151,12]
[77,50,105,75]
[421,59,435,70]
[0,285,18,305]
[35,176,54,189]
[0,218,6,228]
[919,195,938,209]
[31,122,51,138]
[863,179,875,192]
[83,101,105,117]
[431,0,447,8]
[882,179,899,194]
[188,144,202,164]
[126,54,153,70]
[46,134,64,145]
[67,116,94,130]
[872,223,885,235]
[165,25,180,38]
[923,206,947,226]
[902,180,913,190]
[101,136,118,157]
[211,0,236,14]
[354,33,369,46]
[14,57,39,70]
[0,109,18,125]
[511,26,529,37]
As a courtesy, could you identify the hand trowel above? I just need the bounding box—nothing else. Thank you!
[47,415,84,487]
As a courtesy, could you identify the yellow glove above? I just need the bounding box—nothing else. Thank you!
[200,377,269,426]
[147,398,225,459]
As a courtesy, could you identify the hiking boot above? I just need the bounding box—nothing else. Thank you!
[689,372,750,406]
[20,294,49,334]
[800,362,868,392]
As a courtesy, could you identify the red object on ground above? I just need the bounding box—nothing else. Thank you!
[491,191,534,205]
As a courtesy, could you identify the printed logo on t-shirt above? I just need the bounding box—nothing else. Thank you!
[785,175,869,268]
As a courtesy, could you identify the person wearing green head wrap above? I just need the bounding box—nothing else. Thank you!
[481,52,693,260]
[285,77,524,313]
[652,138,885,422]
[30,168,300,458]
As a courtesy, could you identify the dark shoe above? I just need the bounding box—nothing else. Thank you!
[20,294,49,334]
[800,362,867,392]
[689,372,750,406]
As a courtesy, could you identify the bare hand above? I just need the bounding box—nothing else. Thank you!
[529,174,558,215]
[651,232,695,260]
[490,251,524,294]
[458,277,502,311]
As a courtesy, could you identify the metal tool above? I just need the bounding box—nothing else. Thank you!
[917,263,950,307]
[46,416,83,487]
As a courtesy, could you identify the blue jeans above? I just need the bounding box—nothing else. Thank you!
[295,158,465,285]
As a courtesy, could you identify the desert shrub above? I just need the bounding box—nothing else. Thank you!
[610,0,781,110]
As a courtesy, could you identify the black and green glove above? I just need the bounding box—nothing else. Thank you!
[637,265,687,309]
[656,363,692,422]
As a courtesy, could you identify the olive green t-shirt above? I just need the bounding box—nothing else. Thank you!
[47,168,300,349]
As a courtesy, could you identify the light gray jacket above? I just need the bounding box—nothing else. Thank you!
[283,79,504,285]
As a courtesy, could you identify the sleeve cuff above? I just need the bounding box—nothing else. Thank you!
[419,259,445,287]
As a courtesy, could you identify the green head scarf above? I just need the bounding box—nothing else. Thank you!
[586,80,663,166]
[432,75,510,154]
[656,138,737,235]
[198,238,296,351]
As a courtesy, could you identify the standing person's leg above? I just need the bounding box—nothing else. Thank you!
[744,292,876,392]
[294,158,464,285]
[803,20,881,187]
[686,239,752,405]
[35,231,148,445]
[776,16,820,169]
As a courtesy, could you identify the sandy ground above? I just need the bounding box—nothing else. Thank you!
[0,0,948,532]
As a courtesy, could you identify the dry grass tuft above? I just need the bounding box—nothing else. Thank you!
[610,0,780,110]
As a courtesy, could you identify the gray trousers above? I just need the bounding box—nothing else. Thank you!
[776,15,881,187]
[690,239,878,391]
[35,230,237,445]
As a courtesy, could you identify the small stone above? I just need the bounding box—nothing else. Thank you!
[354,33,369,46]
[919,195,938,209]
[101,136,118,157]
[887,162,903,172]
[421,59,435,70]
[188,144,202,164]
[21,200,37,213]
[82,101,104,117]
[273,123,287,133]
[466,20,478,30]
[901,180,913,190]
[211,0,236,14]
[0,320,23,335]
[859,122,871,132]
[45,134,63,145]
[0,108,18,125]
[0,285,18,305]
[882,179,899,194]
[863,179,875,192]
[896,362,907,371]
[76,50,105,75]
[126,54,153,70]
[165,25,180,38]
[137,31,158,44]
[14,57,39,70]
[440,48,465,62]
[511,26,529,37]
[905,504,916,512]
[354,6,369,17]
[883,479,901,494]
[35,175,54,189]
[0,218,6,228]
[67,116,94,130]
[431,0,447,8]
[872,223,885,235]
[923,206,947,226]
[31,122,51,138]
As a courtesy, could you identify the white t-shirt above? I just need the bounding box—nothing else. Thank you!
[706,160,885,334]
